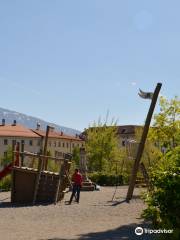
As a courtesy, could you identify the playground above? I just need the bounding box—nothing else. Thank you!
[0,84,162,239]
[0,186,153,240]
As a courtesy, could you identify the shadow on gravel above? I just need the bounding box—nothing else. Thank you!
[77,223,155,240]
[111,195,142,206]
[0,201,54,208]
[92,194,142,207]
[43,222,155,240]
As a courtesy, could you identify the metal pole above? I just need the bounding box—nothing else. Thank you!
[126,83,162,201]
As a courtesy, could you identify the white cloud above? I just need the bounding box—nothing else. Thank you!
[131,81,137,86]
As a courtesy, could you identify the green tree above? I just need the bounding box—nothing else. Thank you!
[0,146,12,166]
[85,118,125,173]
[135,127,162,170]
[142,146,180,239]
[150,96,180,149]
[70,146,80,174]
[142,97,180,239]
[72,146,80,167]
[47,150,59,172]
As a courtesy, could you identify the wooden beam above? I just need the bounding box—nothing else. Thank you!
[126,83,162,202]
[33,156,43,204]
[11,142,16,203]
[54,160,67,204]
[43,125,51,170]
[13,151,65,161]
[21,140,25,167]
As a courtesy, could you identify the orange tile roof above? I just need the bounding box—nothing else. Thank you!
[0,125,40,138]
[32,129,83,141]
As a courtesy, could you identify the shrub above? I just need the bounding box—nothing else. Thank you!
[142,146,180,240]
[88,172,124,186]
[0,175,11,191]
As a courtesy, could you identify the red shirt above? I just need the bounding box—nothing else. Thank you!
[72,172,83,186]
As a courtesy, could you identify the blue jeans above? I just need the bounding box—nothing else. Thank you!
[69,184,81,203]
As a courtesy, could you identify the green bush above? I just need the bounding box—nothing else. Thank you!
[47,160,60,173]
[142,146,180,240]
[0,175,11,191]
[88,172,125,186]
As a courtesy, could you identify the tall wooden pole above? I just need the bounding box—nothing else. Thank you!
[126,83,162,202]
[43,125,52,170]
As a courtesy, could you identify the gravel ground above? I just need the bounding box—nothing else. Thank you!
[0,186,154,240]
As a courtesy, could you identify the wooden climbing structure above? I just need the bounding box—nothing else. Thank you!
[11,152,71,204]
[10,125,72,205]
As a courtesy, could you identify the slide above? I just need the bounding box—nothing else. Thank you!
[0,163,13,180]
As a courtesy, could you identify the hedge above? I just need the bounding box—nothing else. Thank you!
[88,172,129,186]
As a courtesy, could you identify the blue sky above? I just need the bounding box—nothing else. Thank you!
[0,1,179,131]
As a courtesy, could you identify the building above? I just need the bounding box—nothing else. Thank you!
[81,125,142,158]
[117,125,142,146]
[117,125,142,158]
[0,120,84,167]
[82,125,141,146]
[0,120,41,167]
[32,126,84,157]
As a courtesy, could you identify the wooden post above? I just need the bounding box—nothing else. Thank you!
[43,125,54,170]
[12,141,15,167]
[21,140,25,167]
[54,159,68,204]
[126,83,162,201]
[11,141,16,203]
[33,155,43,204]
[15,142,20,166]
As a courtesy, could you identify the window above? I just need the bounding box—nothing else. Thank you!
[58,141,61,147]
[66,142,69,148]
[12,140,16,146]
[55,151,63,157]
[58,151,63,157]
[4,151,7,158]
[72,143,74,148]
[82,143,84,147]
[37,140,41,146]
[62,142,65,148]
[4,139,8,145]
[122,140,126,146]
[29,140,33,146]
[121,128,126,134]
[54,141,56,147]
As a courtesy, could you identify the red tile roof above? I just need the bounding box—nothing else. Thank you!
[0,125,40,138]
[32,129,83,141]
[0,124,84,141]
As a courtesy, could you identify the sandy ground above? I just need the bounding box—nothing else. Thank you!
[0,186,154,240]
